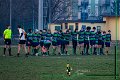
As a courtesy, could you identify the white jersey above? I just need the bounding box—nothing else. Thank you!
[18,28,26,40]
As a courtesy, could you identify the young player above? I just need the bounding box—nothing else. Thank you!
[84,26,91,55]
[60,30,66,55]
[45,30,52,55]
[32,29,40,56]
[78,28,85,55]
[105,30,111,55]
[3,25,12,56]
[101,31,106,55]
[98,31,103,55]
[89,27,96,55]
[71,29,78,55]
[64,29,71,55]
[26,29,33,56]
[57,30,62,55]
[52,30,58,55]
[17,25,27,57]
[93,31,99,55]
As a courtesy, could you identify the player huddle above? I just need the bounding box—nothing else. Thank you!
[3,25,111,57]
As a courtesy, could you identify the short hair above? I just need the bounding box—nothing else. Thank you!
[93,27,96,30]
[108,30,111,32]
[87,26,91,30]
[18,25,21,28]
[103,31,106,34]
[6,25,10,28]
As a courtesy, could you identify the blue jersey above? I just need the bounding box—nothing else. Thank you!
[41,32,46,40]
[71,32,78,41]
[106,34,111,42]
[32,33,41,43]
[95,32,99,44]
[52,32,58,42]
[102,34,106,42]
[90,31,96,41]
[46,33,52,41]
[98,33,102,41]
[78,30,85,42]
[84,31,90,41]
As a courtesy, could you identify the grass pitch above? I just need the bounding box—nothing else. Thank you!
[0,46,120,80]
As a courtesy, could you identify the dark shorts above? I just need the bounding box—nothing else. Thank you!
[32,42,40,47]
[90,40,95,46]
[26,41,32,46]
[19,40,26,44]
[65,41,69,45]
[44,43,51,48]
[40,41,44,47]
[57,40,61,45]
[98,40,102,45]
[105,42,111,47]
[4,39,11,45]
[84,40,89,45]
[52,41,58,46]
[79,41,84,44]
[101,41,105,48]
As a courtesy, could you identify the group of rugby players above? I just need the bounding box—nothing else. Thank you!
[3,25,111,57]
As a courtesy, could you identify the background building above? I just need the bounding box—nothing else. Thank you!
[0,0,120,36]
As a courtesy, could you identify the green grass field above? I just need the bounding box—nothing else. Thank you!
[0,46,120,80]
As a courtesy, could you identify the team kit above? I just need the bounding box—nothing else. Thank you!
[3,25,111,57]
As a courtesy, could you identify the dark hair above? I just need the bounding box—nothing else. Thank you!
[103,31,106,34]
[108,30,111,32]
[6,25,10,28]
[87,26,91,30]
[74,28,78,32]
[93,27,96,30]
[18,25,21,28]
[40,30,43,32]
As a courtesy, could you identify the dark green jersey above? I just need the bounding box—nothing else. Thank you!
[32,33,40,43]
[90,31,96,40]
[98,33,102,41]
[41,32,46,40]
[102,34,106,42]
[46,33,52,41]
[106,34,111,42]
[84,31,90,41]
[26,33,33,42]
[78,30,85,41]
[63,32,71,41]
[52,32,58,42]
[71,32,78,41]
[95,33,99,44]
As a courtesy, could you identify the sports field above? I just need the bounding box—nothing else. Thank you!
[0,45,120,80]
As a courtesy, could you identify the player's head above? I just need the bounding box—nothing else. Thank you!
[35,29,39,33]
[108,30,111,33]
[66,29,69,33]
[93,27,96,31]
[6,25,11,29]
[74,28,78,32]
[87,26,91,31]
[103,31,106,34]
[28,29,32,33]
[47,29,51,33]
[17,25,21,30]
[43,29,47,32]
